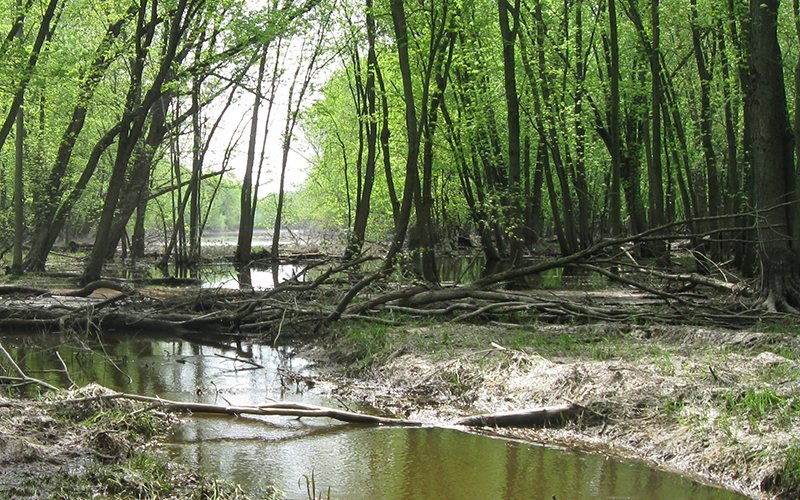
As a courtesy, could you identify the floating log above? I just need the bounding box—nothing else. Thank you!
[454,403,581,428]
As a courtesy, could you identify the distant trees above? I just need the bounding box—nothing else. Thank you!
[0,0,319,277]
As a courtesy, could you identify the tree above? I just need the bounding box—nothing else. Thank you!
[746,0,800,312]
[234,46,271,266]
[342,0,380,261]
[498,0,523,265]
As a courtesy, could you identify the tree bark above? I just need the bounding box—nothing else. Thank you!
[746,0,800,312]
[499,0,524,264]
[234,49,268,266]
[607,0,623,236]
[344,0,379,261]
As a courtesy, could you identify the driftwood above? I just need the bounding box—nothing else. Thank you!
[94,393,424,426]
[74,392,585,430]
[454,403,582,428]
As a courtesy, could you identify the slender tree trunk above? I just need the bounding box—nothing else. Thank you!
[649,0,668,264]
[12,75,23,276]
[189,73,202,264]
[499,0,523,265]
[385,0,422,270]
[344,0,379,260]
[375,63,399,227]
[235,50,268,266]
[691,0,720,268]
[573,0,592,250]
[608,0,623,236]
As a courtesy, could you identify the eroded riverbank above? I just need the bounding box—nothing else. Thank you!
[306,321,800,500]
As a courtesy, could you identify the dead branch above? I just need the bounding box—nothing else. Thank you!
[59,280,133,297]
[454,403,582,428]
[0,342,59,391]
[214,353,264,369]
[94,393,424,426]
[640,268,753,296]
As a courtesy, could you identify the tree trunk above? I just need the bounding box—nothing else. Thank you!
[499,0,523,265]
[344,0,379,261]
[607,0,623,236]
[649,0,668,264]
[12,72,23,276]
[385,0,423,270]
[235,50,268,266]
[572,0,592,250]
[746,0,800,312]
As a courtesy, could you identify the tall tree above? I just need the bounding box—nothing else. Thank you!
[746,0,800,311]
[10,0,25,276]
[343,0,379,261]
[649,0,667,263]
[608,0,623,236]
[235,46,270,266]
[498,0,523,265]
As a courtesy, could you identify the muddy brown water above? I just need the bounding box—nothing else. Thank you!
[2,334,749,500]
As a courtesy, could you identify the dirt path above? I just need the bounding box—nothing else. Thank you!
[306,321,800,500]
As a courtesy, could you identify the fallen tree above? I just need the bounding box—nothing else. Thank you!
[0,217,779,336]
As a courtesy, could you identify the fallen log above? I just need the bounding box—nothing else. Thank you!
[95,393,424,426]
[59,280,133,297]
[454,403,582,428]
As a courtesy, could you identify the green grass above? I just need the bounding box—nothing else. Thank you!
[333,321,398,372]
[723,387,800,430]
[771,441,800,497]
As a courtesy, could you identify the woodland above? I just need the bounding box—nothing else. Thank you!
[4,1,800,498]
[0,0,799,324]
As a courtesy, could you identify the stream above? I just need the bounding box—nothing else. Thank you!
[3,333,749,500]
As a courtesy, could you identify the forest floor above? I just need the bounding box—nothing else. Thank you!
[306,316,800,500]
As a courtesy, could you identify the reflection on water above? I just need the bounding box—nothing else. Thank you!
[170,425,744,500]
[201,264,307,291]
[1,334,747,500]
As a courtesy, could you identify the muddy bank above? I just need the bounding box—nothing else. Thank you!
[306,321,800,500]
[0,384,268,499]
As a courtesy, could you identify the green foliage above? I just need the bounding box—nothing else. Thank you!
[772,441,800,497]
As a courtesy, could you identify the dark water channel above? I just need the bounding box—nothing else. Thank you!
[2,334,749,500]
